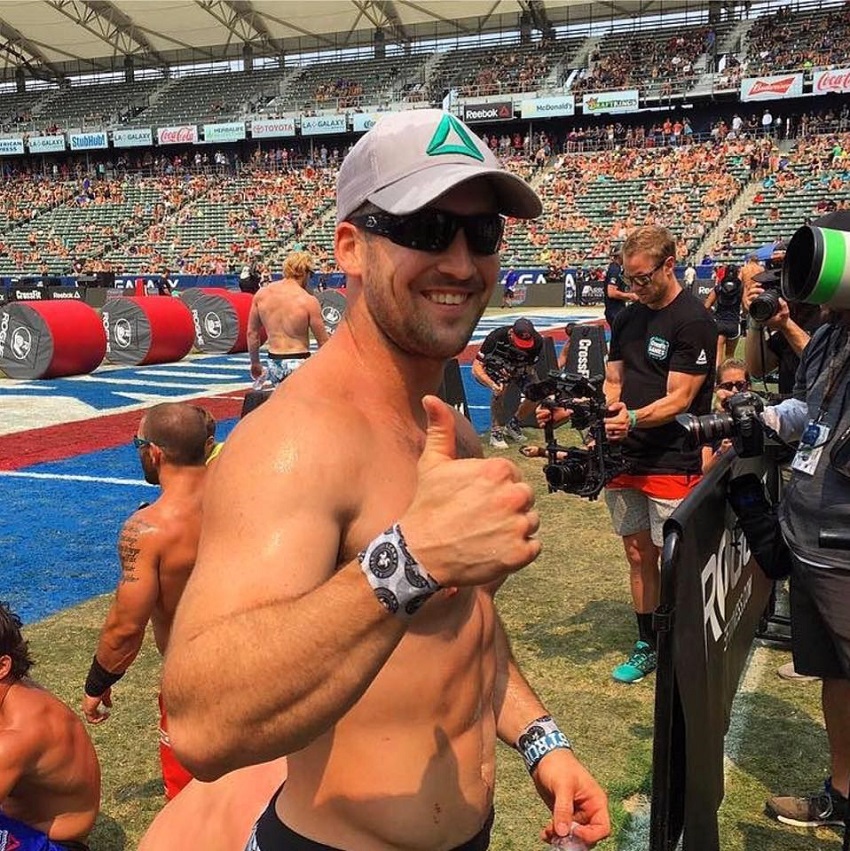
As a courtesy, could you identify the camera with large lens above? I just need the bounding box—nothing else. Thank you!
[525,371,630,499]
[481,344,528,385]
[676,391,765,458]
[749,258,783,323]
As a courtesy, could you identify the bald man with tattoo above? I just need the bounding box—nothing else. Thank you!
[81,402,208,799]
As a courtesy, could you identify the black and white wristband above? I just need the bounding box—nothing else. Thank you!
[516,714,573,774]
[359,523,441,619]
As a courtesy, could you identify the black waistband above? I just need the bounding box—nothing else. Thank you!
[254,797,493,851]
[267,351,310,361]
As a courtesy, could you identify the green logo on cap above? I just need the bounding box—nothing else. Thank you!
[426,114,484,161]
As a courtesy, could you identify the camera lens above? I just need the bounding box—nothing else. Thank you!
[676,412,734,447]
[544,458,589,490]
[749,290,782,323]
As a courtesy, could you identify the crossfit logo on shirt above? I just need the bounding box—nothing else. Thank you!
[646,335,670,360]
[696,348,708,366]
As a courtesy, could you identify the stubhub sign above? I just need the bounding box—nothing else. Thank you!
[70,132,108,150]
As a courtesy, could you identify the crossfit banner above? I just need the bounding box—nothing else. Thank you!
[650,453,776,850]
[740,73,803,101]
[564,323,607,379]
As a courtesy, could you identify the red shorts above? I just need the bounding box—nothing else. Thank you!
[158,692,193,799]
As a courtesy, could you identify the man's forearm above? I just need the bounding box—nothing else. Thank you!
[632,392,697,428]
[95,621,145,675]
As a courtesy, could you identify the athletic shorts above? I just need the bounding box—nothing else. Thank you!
[716,318,740,340]
[604,487,682,548]
[0,813,89,851]
[789,555,850,679]
[245,793,494,851]
[266,352,310,387]
[158,693,193,800]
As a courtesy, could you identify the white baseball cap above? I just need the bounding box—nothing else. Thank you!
[336,109,542,223]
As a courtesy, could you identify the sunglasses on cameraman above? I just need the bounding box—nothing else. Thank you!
[347,209,505,256]
[717,380,749,392]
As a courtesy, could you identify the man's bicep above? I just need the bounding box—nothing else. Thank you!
[666,370,708,406]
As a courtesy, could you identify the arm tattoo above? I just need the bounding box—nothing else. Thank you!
[117,518,150,583]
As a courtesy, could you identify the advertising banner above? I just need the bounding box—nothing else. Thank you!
[520,95,575,119]
[352,112,378,133]
[301,114,347,136]
[812,68,850,96]
[462,101,513,123]
[28,135,66,154]
[69,132,108,151]
[250,117,296,138]
[0,137,24,156]
[203,121,246,143]
[157,125,199,145]
[581,89,640,115]
[113,128,153,148]
[740,73,804,101]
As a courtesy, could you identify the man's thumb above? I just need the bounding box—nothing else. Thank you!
[419,395,457,470]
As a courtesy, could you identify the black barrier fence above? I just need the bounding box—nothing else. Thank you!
[651,449,780,851]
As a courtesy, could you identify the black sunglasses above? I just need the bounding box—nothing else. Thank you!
[133,436,154,450]
[717,381,749,392]
[347,210,505,256]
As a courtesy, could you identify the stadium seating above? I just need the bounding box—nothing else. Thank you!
[36,79,163,129]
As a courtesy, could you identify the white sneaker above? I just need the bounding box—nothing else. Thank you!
[489,431,509,449]
[504,421,527,442]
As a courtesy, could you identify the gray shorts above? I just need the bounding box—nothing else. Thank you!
[790,555,850,680]
[604,487,682,547]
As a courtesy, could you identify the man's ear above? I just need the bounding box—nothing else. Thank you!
[335,221,366,279]
[0,655,13,681]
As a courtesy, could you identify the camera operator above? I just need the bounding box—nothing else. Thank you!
[604,250,638,330]
[590,226,718,683]
[757,235,850,828]
[704,262,744,370]
[742,247,817,397]
[472,317,543,449]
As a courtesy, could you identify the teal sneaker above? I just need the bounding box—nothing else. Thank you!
[612,641,657,683]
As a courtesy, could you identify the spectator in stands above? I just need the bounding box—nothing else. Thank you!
[0,601,101,849]
[81,403,209,800]
[247,250,329,387]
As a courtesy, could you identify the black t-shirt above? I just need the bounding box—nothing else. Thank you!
[765,308,823,396]
[603,261,627,320]
[477,326,543,378]
[609,290,717,474]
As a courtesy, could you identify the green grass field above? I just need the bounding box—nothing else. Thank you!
[24,437,843,850]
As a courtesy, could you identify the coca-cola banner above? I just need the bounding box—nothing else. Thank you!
[157,125,199,145]
[812,68,850,95]
[740,73,803,101]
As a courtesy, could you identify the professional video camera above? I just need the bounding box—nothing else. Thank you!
[676,391,765,458]
[481,343,532,385]
[525,371,630,500]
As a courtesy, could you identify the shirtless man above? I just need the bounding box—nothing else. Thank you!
[247,251,329,387]
[0,602,100,850]
[164,110,609,849]
[81,402,207,800]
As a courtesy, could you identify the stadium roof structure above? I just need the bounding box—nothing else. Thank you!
[0,0,710,83]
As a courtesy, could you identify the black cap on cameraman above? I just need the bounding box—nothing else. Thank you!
[510,318,536,349]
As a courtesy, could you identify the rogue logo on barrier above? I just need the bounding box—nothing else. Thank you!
[701,526,753,654]
[191,308,205,347]
[114,318,133,349]
[0,311,8,357]
[204,312,222,338]
[11,326,32,360]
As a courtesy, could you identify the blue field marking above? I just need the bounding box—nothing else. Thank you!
[4,420,240,624]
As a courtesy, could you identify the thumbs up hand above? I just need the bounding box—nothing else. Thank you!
[400,395,542,588]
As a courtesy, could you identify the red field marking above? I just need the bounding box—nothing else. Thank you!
[0,393,247,471]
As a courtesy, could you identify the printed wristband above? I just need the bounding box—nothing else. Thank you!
[84,656,124,698]
[359,523,441,619]
[516,715,573,774]
[627,409,638,430]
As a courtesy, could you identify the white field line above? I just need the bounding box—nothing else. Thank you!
[0,470,154,486]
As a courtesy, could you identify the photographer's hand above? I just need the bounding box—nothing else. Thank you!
[604,401,631,441]
[401,396,541,588]
[764,298,790,330]
[742,278,763,313]
[536,403,572,429]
